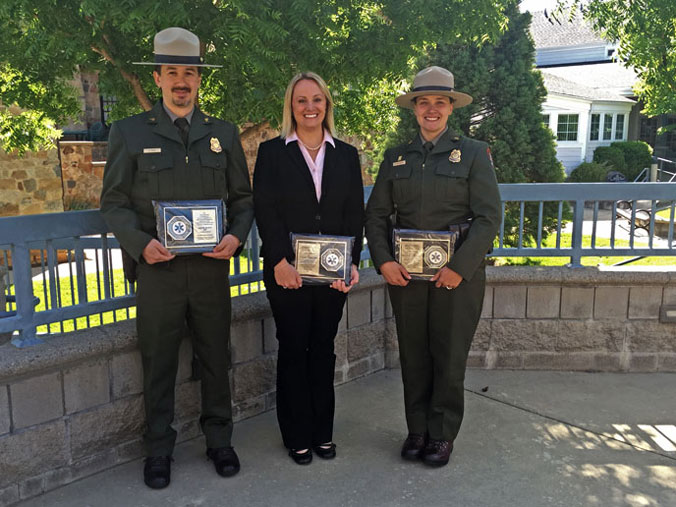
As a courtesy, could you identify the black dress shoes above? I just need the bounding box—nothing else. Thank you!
[400,433,426,461]
[312,442,337,460]
[206,447,241,477]
[422,439,454,467]
[288,448,313,465]
[143,456,172,489]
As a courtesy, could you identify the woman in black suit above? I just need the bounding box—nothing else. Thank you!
[253,72,364,465]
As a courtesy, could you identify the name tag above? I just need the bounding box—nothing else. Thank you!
[393,160,406,166]
[143,147,162,154]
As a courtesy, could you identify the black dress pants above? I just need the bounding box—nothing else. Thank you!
[266,284,346,450]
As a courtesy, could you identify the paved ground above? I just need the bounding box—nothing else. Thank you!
[18,369,676,507]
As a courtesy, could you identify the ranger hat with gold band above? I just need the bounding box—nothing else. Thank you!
[133,27,222,68]
[395,66,472,109]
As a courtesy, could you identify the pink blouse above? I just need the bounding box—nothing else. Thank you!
[285,130,335,201]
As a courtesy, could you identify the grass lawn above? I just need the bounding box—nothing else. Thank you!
[8,254,263,334]
[656,208,675,220]
[493,233,676,267]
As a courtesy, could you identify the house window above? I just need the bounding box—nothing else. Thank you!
[615,114,625,140]
[542,114,550,126]
[557,114,579,141]
[603,113,613,140]
[590,114,600,141]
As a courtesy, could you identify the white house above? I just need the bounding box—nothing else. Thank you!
[531,10,641,174]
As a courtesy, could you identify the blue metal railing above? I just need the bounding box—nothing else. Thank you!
[491,183,675,266]
[1,182,674,347]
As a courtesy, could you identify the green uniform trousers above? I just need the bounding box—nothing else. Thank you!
[388,265,485,441]
[136,255,233,456]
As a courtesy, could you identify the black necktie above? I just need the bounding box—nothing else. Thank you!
[174,117,190,146]
[423,141,434,161]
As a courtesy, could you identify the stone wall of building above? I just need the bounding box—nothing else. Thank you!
[62,71,103,132]
[0,122,373,220]
[58,141,107,210]
[240,122,279,182]
[0,149,63,217]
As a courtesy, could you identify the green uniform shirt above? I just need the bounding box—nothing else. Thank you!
[100,101,254,261]
[365,129,501,281]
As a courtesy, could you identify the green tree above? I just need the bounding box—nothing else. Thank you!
[561,0,676,125]
[388,1,566,243]
[0,0,509,154]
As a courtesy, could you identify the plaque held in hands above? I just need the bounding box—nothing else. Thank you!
[153,199,226,254]
[290,233,355,285]
[392,228,457,280]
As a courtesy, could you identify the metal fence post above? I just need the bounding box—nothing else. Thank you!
[0,264,10,345]
[569,199,585,267]
[11,243,43,347]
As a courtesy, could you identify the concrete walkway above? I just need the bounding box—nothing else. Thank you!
[18,369,676,507]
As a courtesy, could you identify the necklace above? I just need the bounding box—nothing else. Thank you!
[298,139,323,151]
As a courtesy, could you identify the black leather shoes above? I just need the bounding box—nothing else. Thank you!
[422,439,454,467]
[400,433,426,461]
[288,448,313,465]
[143,456,172,489]
[206,447,241,477]
[312,442,337,460]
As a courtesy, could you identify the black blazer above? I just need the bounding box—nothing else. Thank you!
[253,136,364,283]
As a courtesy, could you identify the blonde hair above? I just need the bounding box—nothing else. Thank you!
[280,72,336,139]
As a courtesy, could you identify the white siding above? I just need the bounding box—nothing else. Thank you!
[557,146,585,173]
[536,44,611,67]
[543,94,592,174]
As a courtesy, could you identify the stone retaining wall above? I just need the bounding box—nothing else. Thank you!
[468,266,676,372]
[0,266,674,505]
[0,149,63,217]
[0,271,394,506]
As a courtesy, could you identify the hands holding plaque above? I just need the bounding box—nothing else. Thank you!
[152,199,226,255]
[392,229,458,280]
[290,233,355,285]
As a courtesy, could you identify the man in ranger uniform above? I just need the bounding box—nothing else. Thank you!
[366,66,501,467]
[100,27,254,488]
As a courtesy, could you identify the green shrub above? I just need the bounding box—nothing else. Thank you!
[593,146,627,174]
[568,162,609,182]
[611,141,653,181]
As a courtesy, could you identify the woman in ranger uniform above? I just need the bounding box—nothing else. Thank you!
[365,66,501,467]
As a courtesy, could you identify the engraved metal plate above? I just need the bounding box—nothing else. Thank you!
[153,199,226,254]
[291,233,355,285]
[393,228,457,279]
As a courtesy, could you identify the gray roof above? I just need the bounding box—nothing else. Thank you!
[541,71,635,103]
[542,63,638,97]
[530,10,606,49]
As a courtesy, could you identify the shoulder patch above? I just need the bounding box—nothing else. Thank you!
[486,147,494,168]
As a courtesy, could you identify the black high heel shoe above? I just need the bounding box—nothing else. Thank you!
[288,448,313,465]
[312,442,336,460]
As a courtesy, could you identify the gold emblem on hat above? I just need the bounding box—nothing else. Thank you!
[449,149,461,163]
[210,137,222,153]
